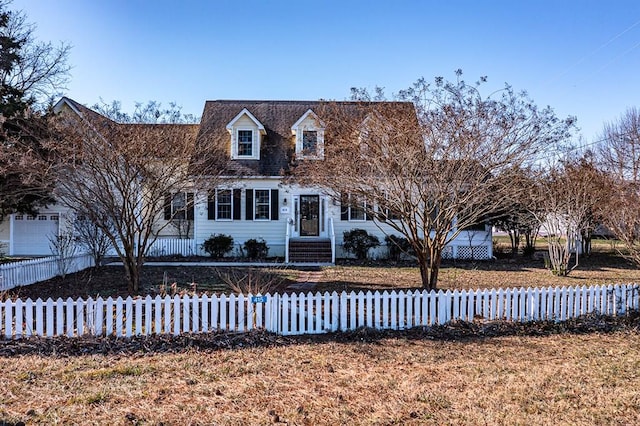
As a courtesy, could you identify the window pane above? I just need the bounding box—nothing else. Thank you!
[172,193,186,220]
[238,130,253,156]
[254,189,270,220]
[302,130,317,154]
[350,195,366,220]
[217,189,232,219]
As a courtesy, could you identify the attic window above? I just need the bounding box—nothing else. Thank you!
[238,130,253,156]
[292,109,325,159]
[302,130,318,154]
[226,108,265,160]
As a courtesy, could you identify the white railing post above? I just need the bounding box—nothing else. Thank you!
[285,220,291,264]
[329,217,336,264]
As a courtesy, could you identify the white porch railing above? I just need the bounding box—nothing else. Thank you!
[329,217,336,264]
[145,239,199,257]
[285,219,291,263]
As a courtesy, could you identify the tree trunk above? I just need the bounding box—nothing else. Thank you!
[123,255,141,293]
[417,245,442,291]
[508,230,520,257]
[428,249,442,289]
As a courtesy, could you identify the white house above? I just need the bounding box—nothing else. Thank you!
[0,98,493,261]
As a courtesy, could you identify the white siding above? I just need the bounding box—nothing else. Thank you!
[195,179,287,257]
[194,180,493,260]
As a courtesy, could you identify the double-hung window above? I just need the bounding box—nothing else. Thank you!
[245,188,279,221]
[164,192,194,220]
[340,193,371,221]
[216,189,232,220]
[254,189,271,220]
[302,130,318,154]
[349,195,366,221]
[237,130,253,157]
[208,189,241,220]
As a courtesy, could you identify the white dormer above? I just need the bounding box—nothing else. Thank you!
[226,108,266,160]
[291,109,325,159]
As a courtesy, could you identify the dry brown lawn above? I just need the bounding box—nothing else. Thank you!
[1,331,639,425]
[5,250,640,301]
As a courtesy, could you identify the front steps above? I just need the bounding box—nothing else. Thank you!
[288,239,333,263]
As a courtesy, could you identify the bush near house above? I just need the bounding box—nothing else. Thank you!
[243,238,269,260]
[384,235,414,261]
[343,229,380,260]
[202,234,234,259]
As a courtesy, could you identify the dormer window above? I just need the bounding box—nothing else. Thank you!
[302,130,318,154]
[237,130,253,156]
[292,109,325,159]
[226,108,266,160]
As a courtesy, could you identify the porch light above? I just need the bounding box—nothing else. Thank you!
[283,198,287,205]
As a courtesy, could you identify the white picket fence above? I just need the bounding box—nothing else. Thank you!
[1,283,638,339]
[0,254,95,291]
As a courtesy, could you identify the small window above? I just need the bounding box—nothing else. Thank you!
[164,192,194,220]
[15,215,23,220]
[254,189,270,220]
[38,215,47,220]
[349,195,366,221]
[237,130,253,156]
[302,130,317,154]
[26,215,35,221]
[51,215,59,221]
[216,189,232,220]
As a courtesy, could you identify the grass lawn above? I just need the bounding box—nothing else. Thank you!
[1,331,639,425]
[4,249,640,301]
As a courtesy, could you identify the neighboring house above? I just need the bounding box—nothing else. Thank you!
[0,98,493,261]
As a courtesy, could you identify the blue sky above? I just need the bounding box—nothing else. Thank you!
[12,0,640,143]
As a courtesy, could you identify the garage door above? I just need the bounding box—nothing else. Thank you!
[13,214,60,256]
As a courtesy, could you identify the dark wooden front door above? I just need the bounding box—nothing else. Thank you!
[300,195,320,236]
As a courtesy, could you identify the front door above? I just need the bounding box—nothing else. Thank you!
[300,195,319,236]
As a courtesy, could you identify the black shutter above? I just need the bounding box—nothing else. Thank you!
[271,189,279,221]
[233,189,242,220]
[366,199,374,221]
[208,192,215,220]
[245,189,253,220]
[187,193,195,220]
[164,193,172,220]
[340,193,349,221]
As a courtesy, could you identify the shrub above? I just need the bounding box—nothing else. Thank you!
[215,267,285,295]
[243,238,269,260]
[343,229,380,260]
[384,235,413,260]
[202,234,234,259]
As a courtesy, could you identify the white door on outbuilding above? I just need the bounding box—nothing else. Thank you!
[12,213,59,256]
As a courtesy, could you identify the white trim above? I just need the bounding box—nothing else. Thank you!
[226,108,266,133]
[291,109,325,130]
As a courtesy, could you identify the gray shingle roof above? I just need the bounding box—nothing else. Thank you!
[195,100,414,177]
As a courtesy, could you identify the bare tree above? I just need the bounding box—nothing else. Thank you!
[48,104,228,293]
[0,2,70,217]
[493,168,542,257]
[598,107,640,265]
[293,72,575,289]
[72,209,114,267]
[533,156,607,276]
[48,231,77,278]
[0,3,70,108]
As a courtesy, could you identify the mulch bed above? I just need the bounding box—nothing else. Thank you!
[1,312,638,357]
